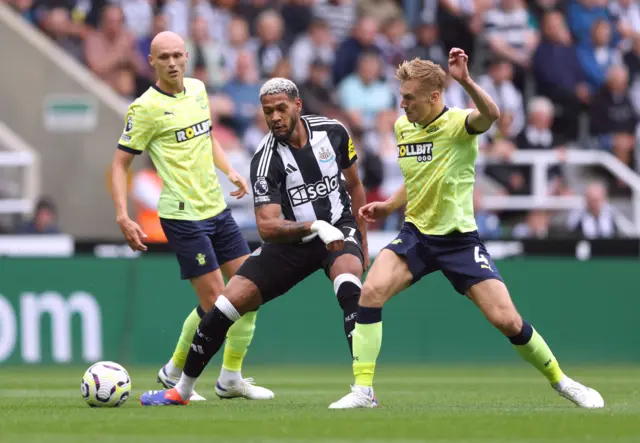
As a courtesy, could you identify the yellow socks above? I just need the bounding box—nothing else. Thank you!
[510,322,564,385]
[222,310,257,372]
[352,307,383,387]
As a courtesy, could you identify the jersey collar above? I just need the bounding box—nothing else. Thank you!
[152,84,187,98]
[414,106,448,129]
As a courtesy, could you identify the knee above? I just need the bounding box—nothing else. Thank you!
[333,273,362,304]
[361,281,387,308]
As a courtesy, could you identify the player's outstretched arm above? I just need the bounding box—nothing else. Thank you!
[359,184,407,223]
[111,149,148,251]
[211,136,249,198]
[448,48,501,134]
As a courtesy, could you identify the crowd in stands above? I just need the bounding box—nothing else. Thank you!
[5,0,640,239]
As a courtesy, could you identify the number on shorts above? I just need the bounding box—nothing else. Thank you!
[474,246,489,266]
[345,227,357,244]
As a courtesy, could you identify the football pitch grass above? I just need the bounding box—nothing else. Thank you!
[1,365,639,443]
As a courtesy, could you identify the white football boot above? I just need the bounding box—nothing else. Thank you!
[157,365,207,401]
[329,385,379,409]
[553,376,604,408]
[215,377,275,400]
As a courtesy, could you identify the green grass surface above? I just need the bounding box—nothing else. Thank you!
[1,365,639,443]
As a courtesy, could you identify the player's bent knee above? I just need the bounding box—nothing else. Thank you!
[223,275,263,314]
[214,295,241,322]
[360,280,389,308]
[333,273,362,294]
[333,273,362,305]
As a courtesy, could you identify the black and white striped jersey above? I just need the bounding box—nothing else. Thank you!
[250,115,358,226]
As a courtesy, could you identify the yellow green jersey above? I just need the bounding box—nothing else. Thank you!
[117,77,226,220]
[395,107,480,235]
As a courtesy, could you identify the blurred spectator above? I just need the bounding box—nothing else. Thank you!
[216,124,255,228]
[84,5,147,98]
[533,11,590,140]
[281,0,314,45]
[332,16,381,86]
[138,12,167,60]
[512,210,552,238]
[121,0,154,39]
[243,109,270,155]
[163,0,190,38]
[565,0,614,45]
[313,0,357,45]
[363,110,402,204]
[9,0,35,22]
[35,2,88,61]
[624,34,640,80]
[220,16,254,80]
[131,157,167,243]
[473,189,502,239]
[534,12,590,107]
[577,19,623,91]
[589,65,638,170]
[196,0,237,46]
[271,58,292,79]
[221,51,262,136]
[516,97,570,196]
[289,19,334,84]
[17,197,60,235]
[376,17,414,79]
[484,0,539,90]
[443,74,470,110]
[408,22,447,70]
[234,0,274,35]
[607,0,640,48]
[477,58,525,140]
[300,59,343,118]
[359,0,402,25]
[251,9,287,79]
[435,0,493,63]
[484,138,527,195]
[185,16,227,90]
[338,52,394,131]
[527,0,562,27]
[625,34,640,116]
[568,181,621,238]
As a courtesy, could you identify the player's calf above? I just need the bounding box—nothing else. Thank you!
[467,279,522,336]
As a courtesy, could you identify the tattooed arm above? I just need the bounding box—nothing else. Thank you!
[255,204,314,243]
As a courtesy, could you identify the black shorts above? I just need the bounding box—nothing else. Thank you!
[385,222,503,295]
[236,220,364,303]
[160,208,251,280]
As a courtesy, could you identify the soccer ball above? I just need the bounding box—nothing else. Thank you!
[81,361,131,407]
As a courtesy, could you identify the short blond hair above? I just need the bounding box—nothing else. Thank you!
[396,58,446,91]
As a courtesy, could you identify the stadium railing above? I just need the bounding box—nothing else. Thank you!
[476,148,640,236]
[0,121,40,216]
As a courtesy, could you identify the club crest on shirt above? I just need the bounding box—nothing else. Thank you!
[196,94,207,110]
[317,146,335,163]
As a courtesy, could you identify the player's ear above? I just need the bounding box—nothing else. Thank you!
[148,54,153,67]
[430,90,441,104]
[295,97,302,111]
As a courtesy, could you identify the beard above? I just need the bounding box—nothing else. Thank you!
[272,113,298,142]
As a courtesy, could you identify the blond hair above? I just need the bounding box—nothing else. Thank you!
[396,58,446,91]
